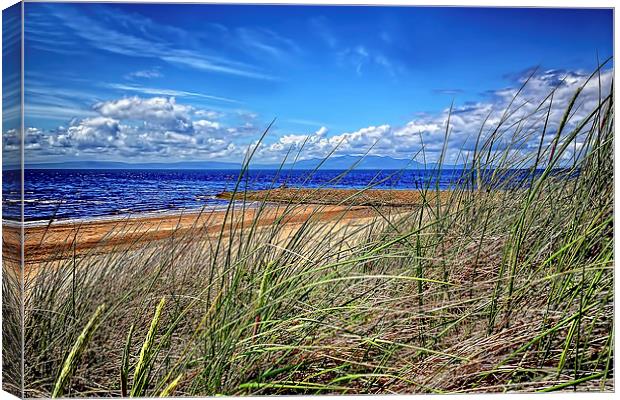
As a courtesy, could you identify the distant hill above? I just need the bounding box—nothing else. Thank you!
[23,160,242,170]
[288,155,462,170]
[23,155,463,170]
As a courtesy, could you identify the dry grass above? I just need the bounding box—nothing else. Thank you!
[217,188,454,208]
[2,68,614,397]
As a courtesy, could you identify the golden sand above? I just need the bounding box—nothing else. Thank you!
[4,188,444,266]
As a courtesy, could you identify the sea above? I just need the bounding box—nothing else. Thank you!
[1,168,556,224]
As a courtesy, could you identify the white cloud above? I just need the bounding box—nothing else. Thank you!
[94,96,193,132]
[23,96,241,161]
[17,67,613,165]
[309,16,338,49]
[338,45,398,77]
[195,110,223,119]
[32,4,278,80]
[164,131,196,144]
[235,27,301,60]
[254,68,613,164]
[103,83,239,103]
[194,119,221,130]
[50,117,122,151]
[2,129,20,152]
[124,68,163,80]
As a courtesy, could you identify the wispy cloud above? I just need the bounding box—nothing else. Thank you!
[25,105,98,121]
[309,16,338,48]
[19,68,612,163]
[309,17,400,78]
[434,89,464,95]
[103,83,240,104]
[286,118,329,128]
[28,4,278,80]
[236,27,301,60]
[25,82,101,121]
[124,68,163,80]
[24,11,84,55]
[380,31,392,44]
[338,45,398,77]
[160,54,275,80]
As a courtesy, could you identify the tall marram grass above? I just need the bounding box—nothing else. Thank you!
[6,69,613,396]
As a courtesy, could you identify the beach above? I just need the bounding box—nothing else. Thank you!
[217,187,452,206]
[3,4,613,395]
[5,188,435,266]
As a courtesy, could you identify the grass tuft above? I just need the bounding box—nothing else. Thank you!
[51,303,106,398]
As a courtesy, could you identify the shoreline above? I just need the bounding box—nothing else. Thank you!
[4,201,259,228]
[4,188,452,228]
[3,188,450,265]
[5,203,384,265]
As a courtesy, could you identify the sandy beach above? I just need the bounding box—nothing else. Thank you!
[2,188,449,266]
[1,206,370,268]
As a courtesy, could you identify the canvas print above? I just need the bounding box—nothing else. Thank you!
[1,1,614,397]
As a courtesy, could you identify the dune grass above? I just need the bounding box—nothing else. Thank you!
[216,188,454,208]
[2,69,614,397]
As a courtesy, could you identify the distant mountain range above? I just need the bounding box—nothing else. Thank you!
[288,155,463,170]
[21,155,464,170]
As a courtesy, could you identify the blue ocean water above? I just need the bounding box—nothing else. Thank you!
[1,168,558,223]
[0,168,468,222]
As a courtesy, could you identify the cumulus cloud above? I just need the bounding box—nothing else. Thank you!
[94,96,189,122]
[63,117,121,149]
[195,109,223,119]
[194,119,221,130]
[254,125,392,162]
[256,68,613,164]
[17,67,612,165]
[21,95,239,161]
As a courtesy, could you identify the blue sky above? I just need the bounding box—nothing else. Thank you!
[9,3,614,163]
